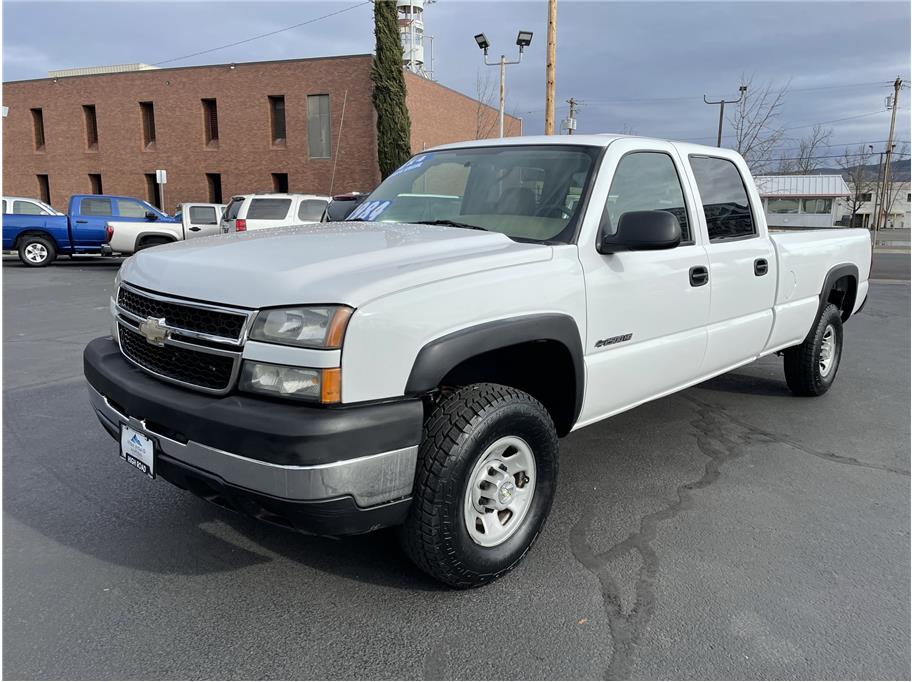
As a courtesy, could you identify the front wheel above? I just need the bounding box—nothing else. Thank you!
[400,383,559,588]
[783,303,844,396]
[18,235,57,267]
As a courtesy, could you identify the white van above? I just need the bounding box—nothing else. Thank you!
[220,193,330,233]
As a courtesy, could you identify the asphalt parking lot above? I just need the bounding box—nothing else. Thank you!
[3,255,910,680]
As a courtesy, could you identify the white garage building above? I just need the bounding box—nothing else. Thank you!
[753,175,849,229]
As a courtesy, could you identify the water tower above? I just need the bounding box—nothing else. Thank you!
[397,0,434,79]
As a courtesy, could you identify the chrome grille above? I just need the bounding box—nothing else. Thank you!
[117,284,247,342]
[118,323,236,391]
[113,283,251,395]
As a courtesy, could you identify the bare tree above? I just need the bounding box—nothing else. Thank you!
[619,122,637,135]
[837,144,875,228]
[474,70,498,139]
[728,75,789,172]
[778,124,834,174]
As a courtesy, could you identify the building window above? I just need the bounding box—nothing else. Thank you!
[202,98,219,146]
[272,172,289,193]
[206,173,223,204]
[907,193,911,202]
[140,101,156,149]
[306,94,331,159]
[89,173,103,194]
[801,198,832,215]
[145,173,161,209]
[83,104,98,150]
[859,192,873,202]
[30,108,45,151]
[37,174,50,204]
[269,95,286,145]
[768,198,800,214]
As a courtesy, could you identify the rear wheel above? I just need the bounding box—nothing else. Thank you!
[783,303,843,396]
[400,383,559,588]
[17,235,56,267]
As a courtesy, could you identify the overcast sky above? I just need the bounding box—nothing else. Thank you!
[4,0,910,164]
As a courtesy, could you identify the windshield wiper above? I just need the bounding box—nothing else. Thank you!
[411,219,490,232]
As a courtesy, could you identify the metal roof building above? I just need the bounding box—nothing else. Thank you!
[753,174,849,228]
[754,174,849,198]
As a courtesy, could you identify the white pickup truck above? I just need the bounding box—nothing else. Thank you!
[84,135,871,588]
[104,202,225,255]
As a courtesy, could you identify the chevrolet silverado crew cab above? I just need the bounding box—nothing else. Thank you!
[84,135,871,588]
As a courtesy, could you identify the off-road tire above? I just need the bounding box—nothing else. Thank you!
[400,383,559,588]
[783,303,843,396]
[17,235,56,267]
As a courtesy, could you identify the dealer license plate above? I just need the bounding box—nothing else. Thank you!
[120,425,155,479]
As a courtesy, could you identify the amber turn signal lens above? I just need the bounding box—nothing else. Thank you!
[325,308,353,349]
[320,367,342,404]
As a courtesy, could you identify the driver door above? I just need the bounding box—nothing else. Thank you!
[576,139,710,425]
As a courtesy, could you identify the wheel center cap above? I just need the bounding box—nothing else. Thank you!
[498,480,516,505]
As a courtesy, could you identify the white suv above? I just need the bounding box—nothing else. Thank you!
[220,193,330,233]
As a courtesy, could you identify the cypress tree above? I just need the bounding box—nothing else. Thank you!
[371,0,412,179]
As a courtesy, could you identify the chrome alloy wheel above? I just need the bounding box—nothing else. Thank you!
[819,324,837,377]
[463,436,537,547]
[24,243,48,264]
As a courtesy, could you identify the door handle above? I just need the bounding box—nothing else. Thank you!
[189,226,201,232]
[754,258,769,276]
[75,219,88,224]
[689,265,709,287]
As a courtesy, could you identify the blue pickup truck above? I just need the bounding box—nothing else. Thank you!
[2,194,176,267]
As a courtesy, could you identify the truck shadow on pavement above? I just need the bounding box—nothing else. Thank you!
[2,380,444,591]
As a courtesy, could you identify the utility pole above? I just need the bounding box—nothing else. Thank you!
[544,0,557,135]
[877,76,903,232]
[703,85,747,147]
[563,97,578,135]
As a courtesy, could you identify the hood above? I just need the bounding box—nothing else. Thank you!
[119,222,552,308]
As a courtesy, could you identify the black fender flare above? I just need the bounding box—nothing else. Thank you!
[405,313,586,426]
[133,231,177,252]
[817,262,859,323]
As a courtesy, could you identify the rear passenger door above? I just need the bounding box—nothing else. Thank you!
[186,205,221,238]
[686,154,776,374]
[578,140,711,423]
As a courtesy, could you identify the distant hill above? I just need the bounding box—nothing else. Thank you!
[809,158,910,182]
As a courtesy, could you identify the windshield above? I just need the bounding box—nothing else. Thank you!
[352,145,600,243]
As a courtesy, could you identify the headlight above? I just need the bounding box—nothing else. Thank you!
[239,361,341,403]
[249,306,352,349]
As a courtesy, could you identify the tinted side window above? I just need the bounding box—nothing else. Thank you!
[247,198,291,220]
[118,200,148,218]
[13,200,44,215]
[189,206,217,224]
[689,156,755,240]
[80,197,114,216]
[297,199,327,221]
[602,152,691,242]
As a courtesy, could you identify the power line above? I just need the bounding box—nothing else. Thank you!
[152,1,372,66]
[554,80,893,108]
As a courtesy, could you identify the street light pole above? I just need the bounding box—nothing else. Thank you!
[703,85,747,147]
[475,31,533,138]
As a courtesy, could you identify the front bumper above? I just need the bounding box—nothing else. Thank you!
[84,336,423,535]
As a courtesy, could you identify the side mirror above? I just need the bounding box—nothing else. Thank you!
[145,211,159,221]
[598,210,682,254]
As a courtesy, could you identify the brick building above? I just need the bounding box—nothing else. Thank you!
[2,54,521,211]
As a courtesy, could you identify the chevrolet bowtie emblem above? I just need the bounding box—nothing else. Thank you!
[138,317,170,346]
